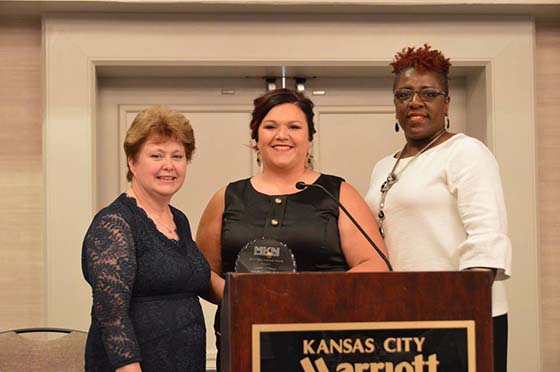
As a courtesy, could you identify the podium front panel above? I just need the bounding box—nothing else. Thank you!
[221,271,492,372]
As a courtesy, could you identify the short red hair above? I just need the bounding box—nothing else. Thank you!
[390,44,451,92]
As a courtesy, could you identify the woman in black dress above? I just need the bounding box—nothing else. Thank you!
[82,106,210,372]
[196,89,389,370]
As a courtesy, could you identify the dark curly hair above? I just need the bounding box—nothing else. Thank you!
[250,88,316,144]
[390,43,452,93]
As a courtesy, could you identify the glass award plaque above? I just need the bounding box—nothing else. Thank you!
[235,238,297,273]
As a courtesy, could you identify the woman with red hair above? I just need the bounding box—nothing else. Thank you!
[365,44,512,372]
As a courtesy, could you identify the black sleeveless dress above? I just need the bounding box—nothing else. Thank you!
[214,174,349,371]
[82,193,210,372]
[221,174,349,273]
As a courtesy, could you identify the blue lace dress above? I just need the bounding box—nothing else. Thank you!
[82,193,210,372]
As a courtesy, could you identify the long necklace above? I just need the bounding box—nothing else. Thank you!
[377,128,447,237]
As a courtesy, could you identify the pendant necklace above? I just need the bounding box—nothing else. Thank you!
[152,213,176,235]
[127,190,176,235]
[377,128,447,237]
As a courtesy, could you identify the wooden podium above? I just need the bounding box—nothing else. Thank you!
[221,271,493,372]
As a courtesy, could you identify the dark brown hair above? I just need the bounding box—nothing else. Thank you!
[124,105,195,182]
[390,43,452,93]
[250,88,316,143]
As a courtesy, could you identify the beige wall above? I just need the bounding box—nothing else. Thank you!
[0,16,44,330]
[1,13,560,371]
[536,21,560,371]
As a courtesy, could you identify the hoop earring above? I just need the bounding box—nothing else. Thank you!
[446,115,450,129]
[394,122,400,132]
[256,151,262,166]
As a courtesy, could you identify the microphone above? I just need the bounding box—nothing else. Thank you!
[296,181,393,271]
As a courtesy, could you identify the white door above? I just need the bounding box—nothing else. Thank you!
[97,73,467,369]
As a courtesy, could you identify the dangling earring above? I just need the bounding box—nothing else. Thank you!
[394,122,400,132]
[256,151,262,166]
[306,153,314,169]
[445,115,450,129]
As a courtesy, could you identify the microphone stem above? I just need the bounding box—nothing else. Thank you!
[308,183,393,271]
[338,198,394,272]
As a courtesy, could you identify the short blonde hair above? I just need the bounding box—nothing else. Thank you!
[124,105,195,182]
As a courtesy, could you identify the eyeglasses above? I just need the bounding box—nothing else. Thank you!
[394,88,447,103]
